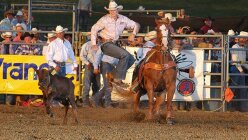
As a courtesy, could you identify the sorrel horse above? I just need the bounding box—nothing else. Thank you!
[132,18,177,124]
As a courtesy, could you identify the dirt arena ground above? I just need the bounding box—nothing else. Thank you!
[0,104,248,140]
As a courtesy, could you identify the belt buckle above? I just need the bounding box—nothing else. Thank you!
[60,62,65,66]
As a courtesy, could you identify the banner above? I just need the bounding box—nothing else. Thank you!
[0,55,80,96]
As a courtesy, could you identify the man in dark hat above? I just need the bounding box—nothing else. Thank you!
[0,10,15,29]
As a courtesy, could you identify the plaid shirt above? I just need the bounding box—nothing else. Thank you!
[15,45,42,55]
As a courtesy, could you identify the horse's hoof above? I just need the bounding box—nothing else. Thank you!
[166,118,175,125]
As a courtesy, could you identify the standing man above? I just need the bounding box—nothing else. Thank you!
[91,0,140,87]
[229,31,248,112]
[80,38,100,107]
[78,0,92,31]
[46,25,78,77]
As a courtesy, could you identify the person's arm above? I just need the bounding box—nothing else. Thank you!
[79,42,90,65]
[91,17,105,46]
[231,45,243,72]
[93,48,103,70]
[67,41,78,68]
[46,43,57,68]
[124,16,140,42]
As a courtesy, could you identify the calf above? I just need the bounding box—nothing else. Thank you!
[36,69,78,124]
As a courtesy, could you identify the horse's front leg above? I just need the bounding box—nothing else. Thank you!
[166,84,176,125]
[133,91,141,113]
[154,92,165,115]
[146,89,154,120]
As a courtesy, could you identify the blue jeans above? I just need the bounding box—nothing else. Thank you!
[93,62,114,107]
[49,65,66,77]
[101,42,135,80]
[229,66,248,111]
[82,64,101,103]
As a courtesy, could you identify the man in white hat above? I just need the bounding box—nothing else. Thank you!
[136,31,157,63]
[229,31,248,111]
[46,25,77,77]
[0,32,14,54]
[42,31,56,56]
[11,10,26,27]
[91,0,140,87]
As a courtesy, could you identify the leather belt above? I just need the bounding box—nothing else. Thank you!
[54,61,66,67]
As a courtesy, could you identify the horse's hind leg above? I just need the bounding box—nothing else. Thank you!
[133,91,141,112]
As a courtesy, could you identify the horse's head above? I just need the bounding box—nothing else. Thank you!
[36,69,51,91]
[155,18,171,51]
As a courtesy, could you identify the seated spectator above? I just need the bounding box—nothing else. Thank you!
[15,33,42,55]
[199,17,217,34]
[0,10,15,30]
[11,10,27,30]
[30,28,42,43]
[161,13,176,34]
[0,32,14,54]
[42,31,56,56]
[178,9,189,19]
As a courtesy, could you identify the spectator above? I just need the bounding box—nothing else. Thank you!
[0,10,15,29]
[200,17,217,34]
[161,13,176,34]
[42,31,56,56]
[46,25,77,77]
[178,9,189,19]
[30,28,42,43]
[11,10,27,30]
[15,33,42,55]
[78,0,92,31]
[79,36,100,107]
[229,31,248,112]
[0,32,14,54]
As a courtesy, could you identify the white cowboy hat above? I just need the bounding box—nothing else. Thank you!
[104,1,123,11]
[16,10,23,16]
[162,13,176,22]
[1,32,12,39]
[31,27,40,34]
[144,31,157,41]
[44,31,56,39]
[137,6,145,11]
[15,23,27,31]
[55,25,68,33]
[227,29,235,36]
[238,31,248,37]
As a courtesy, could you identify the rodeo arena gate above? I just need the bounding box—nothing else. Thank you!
[0,0,248,112]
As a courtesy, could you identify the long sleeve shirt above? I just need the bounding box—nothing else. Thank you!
[231,43,248,72]
[15,45,41,55]
[79,41,96,65]
[136,41,155,61]
[93,47,119,69]
[91,14,139,46]
[46,38,77,68]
